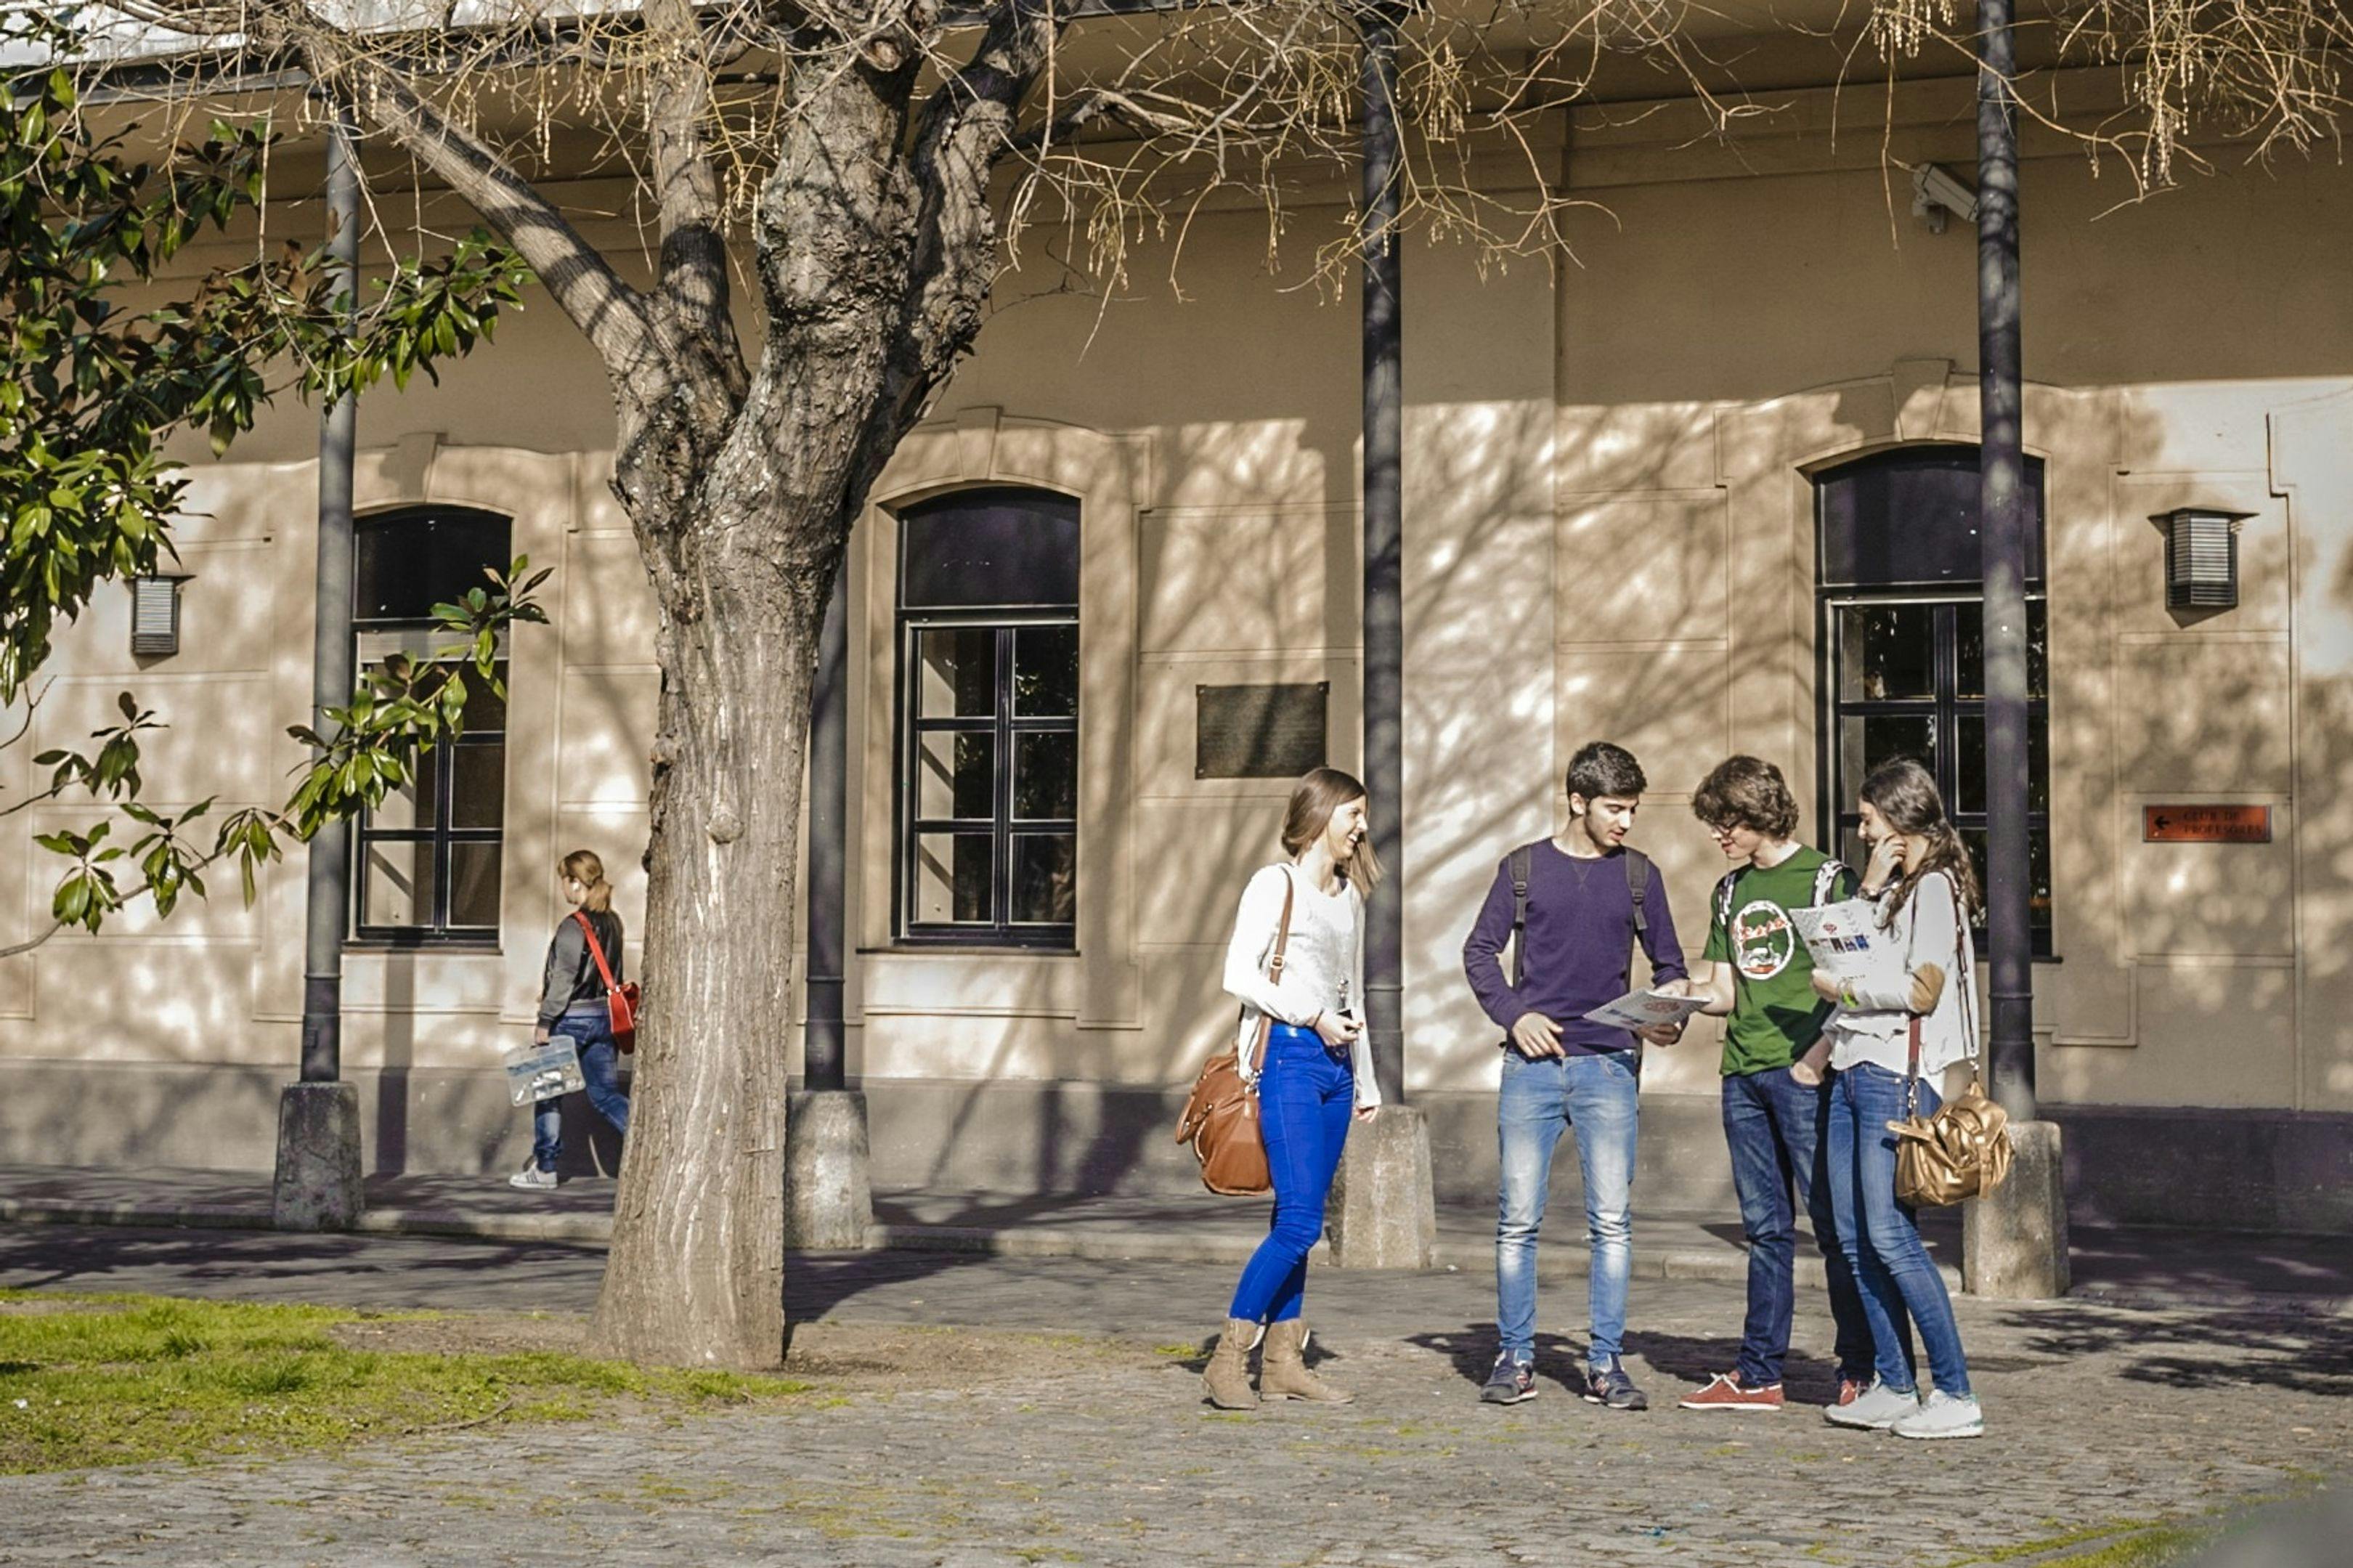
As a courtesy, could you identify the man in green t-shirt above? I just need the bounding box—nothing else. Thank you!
[1675,755,1874,1413]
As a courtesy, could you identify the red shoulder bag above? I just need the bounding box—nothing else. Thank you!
[573,911,641,1055]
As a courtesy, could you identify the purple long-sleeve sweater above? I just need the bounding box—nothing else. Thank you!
[1462,840,1688,1055]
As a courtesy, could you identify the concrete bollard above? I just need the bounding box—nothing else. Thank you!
[1964,1118,2071,1299]
[1328,1102,1437,1270]
[270,1081,363,1232]
[786,1089,874,1251]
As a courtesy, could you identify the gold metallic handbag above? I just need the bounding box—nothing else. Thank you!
[1888,882,2012,1208]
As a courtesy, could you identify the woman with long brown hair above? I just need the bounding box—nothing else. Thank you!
[1811,758,1984,1439]
[1200,768,1384,1410]
[511,850,632,1190]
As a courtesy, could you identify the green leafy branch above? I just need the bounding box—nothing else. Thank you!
[2,16,533,702]
[2,558,548,960]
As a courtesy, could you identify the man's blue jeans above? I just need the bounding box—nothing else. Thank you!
[1826,1063,1973,1397]
[531,1009,631,1173]
[1227,1025,1355,1324]
[1495,1049,1638,1364]
[1721,1065,1872,1388]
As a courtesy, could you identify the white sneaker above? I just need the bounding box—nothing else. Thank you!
[508,1164,558,1190]
[1892,1389,1984,1439]
[1825,1378,1920,1430]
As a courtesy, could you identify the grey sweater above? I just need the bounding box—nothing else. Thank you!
[538,910,625,1028]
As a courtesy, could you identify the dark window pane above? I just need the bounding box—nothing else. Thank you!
[914,833,993,924]
[450,742,506,829]
[1954,601,2048,701]
[900,488,1080,609]
[917,629,996,719]
[1014,732,1078,821]
[1818,447,2044,589]
[354,508,512,622]
[1014,625,1079,717]
[1840,712,1934,787]
[447,842,502,927]
[1011,834,1077,925]
[1954,710,2049,816]
[1838,604,1936,700]
[916,731,996,821]
[362,840,434,928]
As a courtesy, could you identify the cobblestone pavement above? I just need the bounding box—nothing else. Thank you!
[3,1224,2349,1567]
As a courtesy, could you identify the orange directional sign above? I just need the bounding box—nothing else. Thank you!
[2143,805,2272,844]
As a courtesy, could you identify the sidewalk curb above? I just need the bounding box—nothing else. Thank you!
[0,1195,1972,1293]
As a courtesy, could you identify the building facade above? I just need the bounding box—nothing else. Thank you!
[4,65,2349,1232]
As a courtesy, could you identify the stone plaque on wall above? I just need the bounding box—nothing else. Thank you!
[1195,683,1329,779]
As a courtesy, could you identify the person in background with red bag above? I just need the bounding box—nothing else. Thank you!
[510,850,633,1191]
[1201,768,1383,1411]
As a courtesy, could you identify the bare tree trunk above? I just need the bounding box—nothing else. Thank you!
[586,516,832,1367]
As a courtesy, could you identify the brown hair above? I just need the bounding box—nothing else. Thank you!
[559,850,615,915]
[1858,758,1982,924]
[1691,755,1800,840]
[1280,767,1382,893]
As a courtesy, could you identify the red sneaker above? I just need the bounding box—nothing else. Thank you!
[1678,1372,1785,1412]
[1834,1376,1868,1408]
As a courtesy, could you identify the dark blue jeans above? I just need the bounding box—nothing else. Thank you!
[531,1008,631,1173]
[1826,1063,1972,1397]
[1721,1066,1872,1388]
[1227,1025,1355,1324]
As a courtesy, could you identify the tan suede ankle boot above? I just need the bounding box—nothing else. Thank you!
[1202,1317,1261,1410]
[1260,1319,1352,1402]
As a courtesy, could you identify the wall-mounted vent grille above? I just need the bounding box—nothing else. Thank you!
[2160,510,2243,612]
[130,576,184,657]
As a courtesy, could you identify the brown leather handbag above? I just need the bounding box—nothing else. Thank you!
[1889,882,2011,1207]
[1174,872,1296,1197]
[573,911,641,1055]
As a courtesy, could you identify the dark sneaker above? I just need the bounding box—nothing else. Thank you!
[1480,1353,1537,1405]
[1583,1357,1649,1411]
[1677,1371,1784,1411]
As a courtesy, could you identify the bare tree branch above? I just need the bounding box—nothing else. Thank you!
[290,33,665,383]
[641,0,747,389]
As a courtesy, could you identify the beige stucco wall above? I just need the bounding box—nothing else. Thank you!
[5,66,2350,1155]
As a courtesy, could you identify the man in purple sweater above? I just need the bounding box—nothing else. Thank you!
[1462,741,1691,1411]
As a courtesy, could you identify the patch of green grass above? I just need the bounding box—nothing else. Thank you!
[2037,1526,2212,1568]
[0,1290,810,1476]
[1952,1520,2215,1567]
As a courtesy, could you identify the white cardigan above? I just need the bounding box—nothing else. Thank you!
[1222,864,1382,1112]
[1825,870,1980,1078]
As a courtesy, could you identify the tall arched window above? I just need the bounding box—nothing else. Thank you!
[351,505,512,944]
[1815,446,2052,951]
[894,487,1079,947]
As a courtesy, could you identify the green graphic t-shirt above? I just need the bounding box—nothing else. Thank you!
[1702,846,1856,1077]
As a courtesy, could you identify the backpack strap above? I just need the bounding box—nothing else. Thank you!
[1813,856,1849,907]
[1508,847,1532,989]
[1622,847,1651,941]
[1712,868,1741,935]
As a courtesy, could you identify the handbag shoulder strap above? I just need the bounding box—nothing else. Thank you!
[572,911,622,994]
[1248,870,1299,1074]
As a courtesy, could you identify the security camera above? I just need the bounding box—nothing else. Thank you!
[1910,162,1980,232]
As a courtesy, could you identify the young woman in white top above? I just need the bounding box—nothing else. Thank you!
[1811,758,1983,1439]
[1200,768,1385,1410]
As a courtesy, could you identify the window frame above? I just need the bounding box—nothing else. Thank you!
[1811,449,2056,957]
[348,506,512,949]
[891,492,1081,950]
